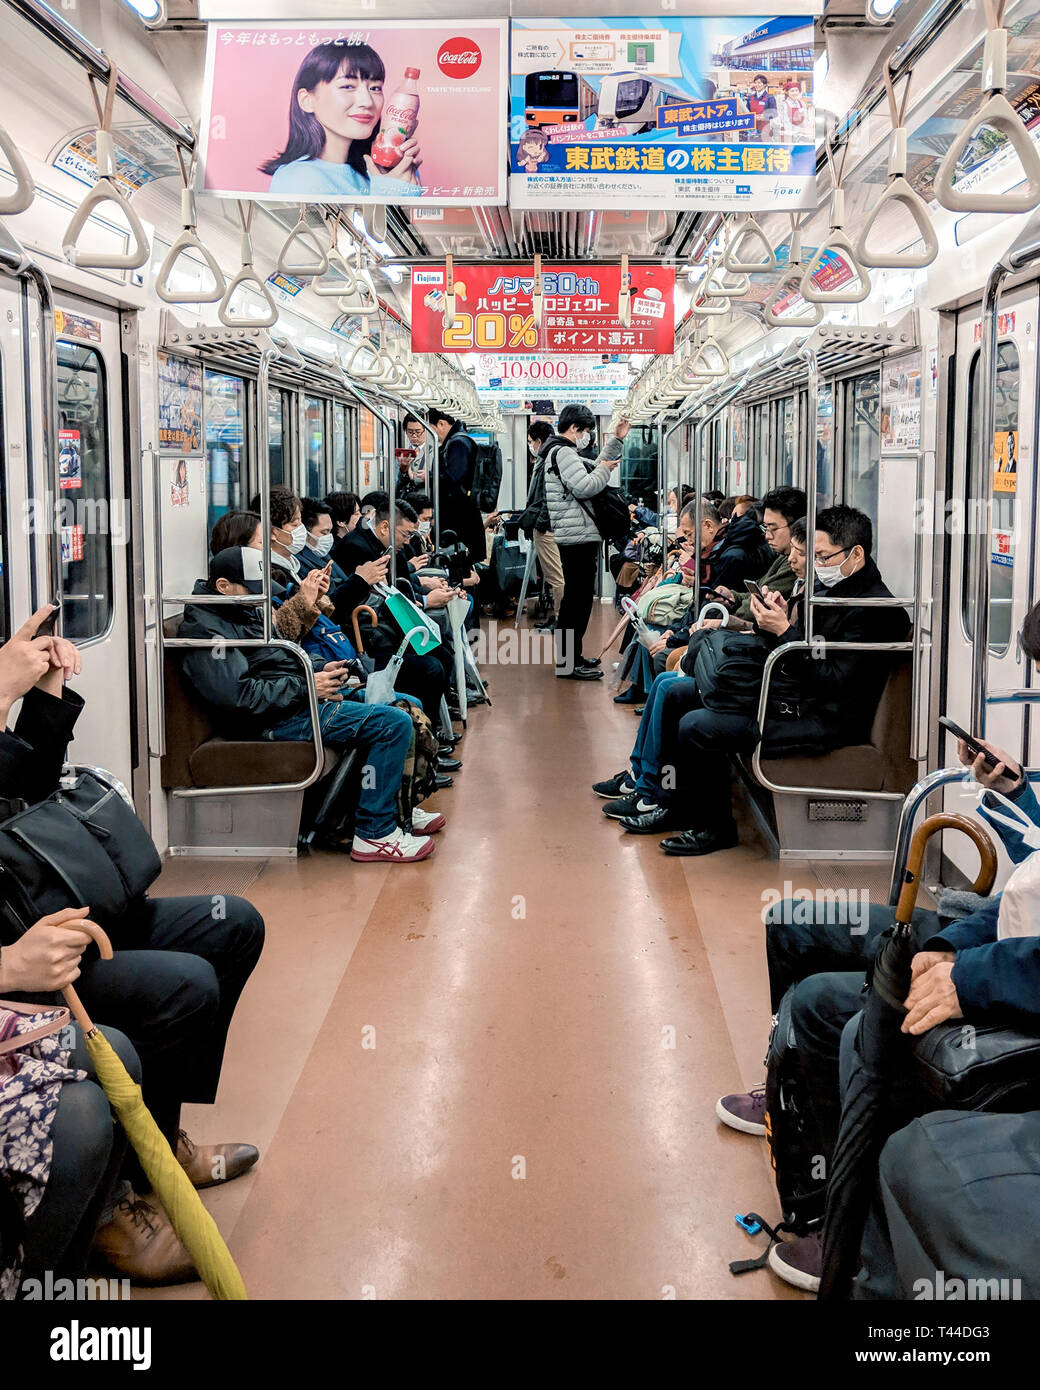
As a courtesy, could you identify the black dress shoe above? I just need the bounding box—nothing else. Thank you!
[578,656,602,668]
[613,686,643,704]
[659,826,739,856]
[619,803,690,834]
[556,666,604,681]
[438,756,463,772]
[433,772,455,790]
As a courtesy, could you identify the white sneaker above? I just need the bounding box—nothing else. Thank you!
[350,826,435,863]
[410,806,446,834]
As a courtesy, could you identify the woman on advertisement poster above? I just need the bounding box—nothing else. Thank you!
[260,41,424,198]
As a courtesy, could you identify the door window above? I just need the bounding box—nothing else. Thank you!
[816,383,834,512]
[205,371,246,535]
[332,403,348,490]
[305,396,326,499]
[57,342,112,641]
[268,389,286,488]
[963,341,1019,655]
[843,371,881,527]
[777,396,795,485]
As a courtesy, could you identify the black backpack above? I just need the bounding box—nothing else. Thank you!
[764,986,828,1236]
[546,446,630,544]
[471,440,503,513]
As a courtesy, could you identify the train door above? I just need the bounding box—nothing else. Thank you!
[0,273,29,643]
[943,282,1039,879]
[53,293,135,795]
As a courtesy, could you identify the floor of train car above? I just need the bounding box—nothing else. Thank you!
[137,605,897,1302]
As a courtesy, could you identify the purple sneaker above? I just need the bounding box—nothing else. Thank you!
[768,1231,822,1293]
[715,1084,766,1136]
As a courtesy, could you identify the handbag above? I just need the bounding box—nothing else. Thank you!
[911,1019,1040,1112]
[0,772,161,933]
[547,447,630,544]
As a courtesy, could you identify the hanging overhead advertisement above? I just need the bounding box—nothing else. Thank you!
[200,19,508,205]
[509,14,818,210]
[411,264,675,355]
[473,354,634,398]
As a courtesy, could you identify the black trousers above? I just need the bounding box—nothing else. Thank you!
[555,540,601,668]
[764,899,939,1185]
[657,685,759,832]
[384,650,447,721]
[20,1026,139,1287]
[69,893,264,1187]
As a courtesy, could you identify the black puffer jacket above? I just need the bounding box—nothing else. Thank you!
[178,583,317,737]
[705,512,774,592]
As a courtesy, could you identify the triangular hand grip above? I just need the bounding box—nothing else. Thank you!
[338,271,379,317]
[705,259,750,298]
[155,227,226,304]
[62,177,150,270]
[690,335,729,377]
[855,177,939,269]
[0,122,33,215]
[345,335,381,378]
[934,92,1040,214]
[313,250,357,297]
[724,215,776,274]
[799,230,871,304]
[218,264,279,328]
[692,292,728,317]
[763,272,823,328]
[276,217,330,278]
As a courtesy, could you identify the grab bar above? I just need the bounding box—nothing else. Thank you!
[724,213,776,275]
[218,200,278,329]
[856,63,938,270]
[0,120,34,214]
[155,145,225,304]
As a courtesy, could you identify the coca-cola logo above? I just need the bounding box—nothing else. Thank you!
[437,37,481,79]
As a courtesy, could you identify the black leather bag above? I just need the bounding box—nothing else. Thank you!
[0,772,161,932]
[911,1019,1040,1112]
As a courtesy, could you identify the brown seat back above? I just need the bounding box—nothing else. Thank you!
[161,614,216,789]
[867,653,916,792]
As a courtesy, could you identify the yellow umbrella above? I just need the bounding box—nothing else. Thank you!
[60,920,247,1301]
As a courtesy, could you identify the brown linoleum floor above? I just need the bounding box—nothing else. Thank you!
[141,607,838,1301]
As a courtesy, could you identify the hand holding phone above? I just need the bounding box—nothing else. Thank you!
[939,716,1001,771]
[743,580,765,602]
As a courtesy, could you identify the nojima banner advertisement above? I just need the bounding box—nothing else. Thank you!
[200,19,508,205]
[411,264,675,355]
[509,13,819,210]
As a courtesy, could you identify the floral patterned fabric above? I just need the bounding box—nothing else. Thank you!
[0,1006,85,1298]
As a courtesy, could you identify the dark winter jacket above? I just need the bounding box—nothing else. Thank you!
[704,511,774,593]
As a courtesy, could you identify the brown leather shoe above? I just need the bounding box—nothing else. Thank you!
[176,1130,259,1189]
[92,1193,197,1285]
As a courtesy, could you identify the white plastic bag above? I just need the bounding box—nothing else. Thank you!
[975,785,1040,940]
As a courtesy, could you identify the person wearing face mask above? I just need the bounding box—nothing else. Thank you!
[516,420,565,631]
[427,409,487,568]
[542,404,631,679]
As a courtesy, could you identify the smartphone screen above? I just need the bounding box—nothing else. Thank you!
[744,581,765,601]
[35,601,61,637]
[939,715,1000,769]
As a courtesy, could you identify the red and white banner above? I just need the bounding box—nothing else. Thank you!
[411,264,675,354]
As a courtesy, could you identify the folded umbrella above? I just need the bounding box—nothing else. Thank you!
[59,920,247,1301]
[817,812,996,1300]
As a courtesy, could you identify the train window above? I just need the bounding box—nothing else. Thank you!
[268,389,286,488]
[963,341,1019,655]
[304,395,326,498]
[816,383,835,512]
[751,403,769,494]
[778,396,795,485]
[332,402,348,489]
[57,342,112,642]
[205,370,246,533]
[843,371,881,528]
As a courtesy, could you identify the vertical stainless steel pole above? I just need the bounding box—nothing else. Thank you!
[258,347,275,642]
[802,347,819,647]
[971,263,1004,737]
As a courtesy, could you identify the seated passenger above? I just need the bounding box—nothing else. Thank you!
[298,496,351,587]
[178,549,441,861]
[703,495,773,591]
[597,519,808,820]
[323,490,362,543]
[0,610,263,1282]
[621,506,908,852]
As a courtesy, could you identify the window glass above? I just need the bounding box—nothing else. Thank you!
[964,342,1019,654]
[816,383,834,513]
[619,426,657,507]
[205,371,245,535]
[332,403,348,489]
[752,403,769,494]
[305,396,325,499]
[57,343,112,641]
[844,371,881,528]
[268,389,285,488]
[778,396,795,485]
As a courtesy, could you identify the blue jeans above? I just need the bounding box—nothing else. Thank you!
[629,669,685,799]
[267,692,412,839]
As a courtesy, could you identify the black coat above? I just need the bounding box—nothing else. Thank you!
[759,556,910,754]
[437,423,486,560]
[0,686,82,808]
[705,512,774,593]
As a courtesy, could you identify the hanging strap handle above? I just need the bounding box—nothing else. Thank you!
[338,242,379,317]
[276,203,330,279]
[647,209,676,246]
[62,63,150,271]
[532,253,544,327]
[217,200,278,328]
[763,212,823,328]
[723,212,776,275]
[0,122,34,215]
[618,252,631,327]
[935,0,1040,214]
[155,144,226,304]
[855,64,939,269]
[313,211,357,296]
[799,123,872,304]
[442,252,456,328]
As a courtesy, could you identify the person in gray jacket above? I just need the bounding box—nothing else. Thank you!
[542,405,631,679]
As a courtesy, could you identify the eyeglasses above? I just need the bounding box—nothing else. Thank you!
[763,523,788,536]
[814,546,849,565]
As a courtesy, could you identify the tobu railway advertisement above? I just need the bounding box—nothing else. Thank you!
[199,19,508,205]
[411,264,675,355]
[510,13,819,210]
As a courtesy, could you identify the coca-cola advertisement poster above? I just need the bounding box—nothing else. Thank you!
[510,14,817,211]
[411,264,675,355]
[200,20,508,205]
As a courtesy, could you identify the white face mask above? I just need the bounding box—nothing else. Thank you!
[418,520,432,536]
[576,431,591,450]
[814,552,850,588]
[279,522,307,555]
[314,533,334,557]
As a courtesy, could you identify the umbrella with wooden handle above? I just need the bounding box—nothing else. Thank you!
[58,919,247,1301]
[818,813,997,1300]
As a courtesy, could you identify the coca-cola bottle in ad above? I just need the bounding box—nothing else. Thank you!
[371,68,421,173]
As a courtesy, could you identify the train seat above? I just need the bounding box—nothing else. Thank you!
[739,655,917,861]
[160,615,331,856]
